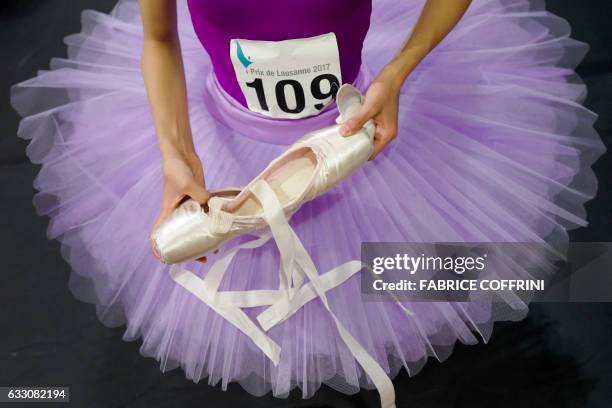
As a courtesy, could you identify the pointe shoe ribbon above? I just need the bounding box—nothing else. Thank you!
[162,85,399,408]
[206,196,235,234]
[170,180,397,408]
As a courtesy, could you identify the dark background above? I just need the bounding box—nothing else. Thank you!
[1,1,611,407]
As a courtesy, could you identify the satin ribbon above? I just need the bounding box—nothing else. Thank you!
[169,177,404,408]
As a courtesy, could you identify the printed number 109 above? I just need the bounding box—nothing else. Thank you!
[246,74,340,114]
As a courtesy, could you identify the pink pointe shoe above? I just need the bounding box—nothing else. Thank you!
[151,84,375,265]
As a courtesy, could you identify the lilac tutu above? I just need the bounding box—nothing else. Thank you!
[10,0,604,402]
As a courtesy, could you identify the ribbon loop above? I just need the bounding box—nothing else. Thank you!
[207,197,235,234]
[169,173,398,408]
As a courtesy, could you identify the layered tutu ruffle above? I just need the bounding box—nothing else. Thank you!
[11,0,604,402]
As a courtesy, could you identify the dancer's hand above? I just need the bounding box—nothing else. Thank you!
[150,149,210,263]
[339,64,403,160]
[339,0,472,159]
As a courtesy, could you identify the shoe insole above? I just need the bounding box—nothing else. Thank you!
[233,148,317,217]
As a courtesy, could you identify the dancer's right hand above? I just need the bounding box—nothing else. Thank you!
[150,150,210,263]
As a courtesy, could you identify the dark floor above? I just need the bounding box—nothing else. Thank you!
[1,1,611,407]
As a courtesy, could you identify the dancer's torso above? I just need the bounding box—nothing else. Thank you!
[187,0,372,119]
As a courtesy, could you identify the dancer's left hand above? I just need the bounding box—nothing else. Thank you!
[339,64,403,160]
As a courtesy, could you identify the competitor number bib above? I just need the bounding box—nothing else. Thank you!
[230,33,342,119]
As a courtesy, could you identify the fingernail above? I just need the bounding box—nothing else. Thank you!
[340,125,350,136]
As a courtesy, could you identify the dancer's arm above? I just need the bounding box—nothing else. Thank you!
[140,0,209,260]
[341,0,472,159]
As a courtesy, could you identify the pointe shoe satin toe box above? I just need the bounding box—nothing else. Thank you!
[151,190,240,264]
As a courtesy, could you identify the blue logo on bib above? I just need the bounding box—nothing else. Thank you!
[236,42,253,69]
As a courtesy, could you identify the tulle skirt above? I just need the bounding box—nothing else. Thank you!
[11,0,604,402]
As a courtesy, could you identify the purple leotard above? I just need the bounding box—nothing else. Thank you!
[187,0,372,107]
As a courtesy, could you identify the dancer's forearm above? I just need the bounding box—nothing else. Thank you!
[339,0,471,151]
[140,0,195,160]
[385,0,471,84]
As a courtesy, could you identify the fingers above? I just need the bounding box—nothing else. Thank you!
[340,103,377,136]
[186,181,210,204]
[150,237,161,260]
[369,127,397,161]
[369,139,385,161]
